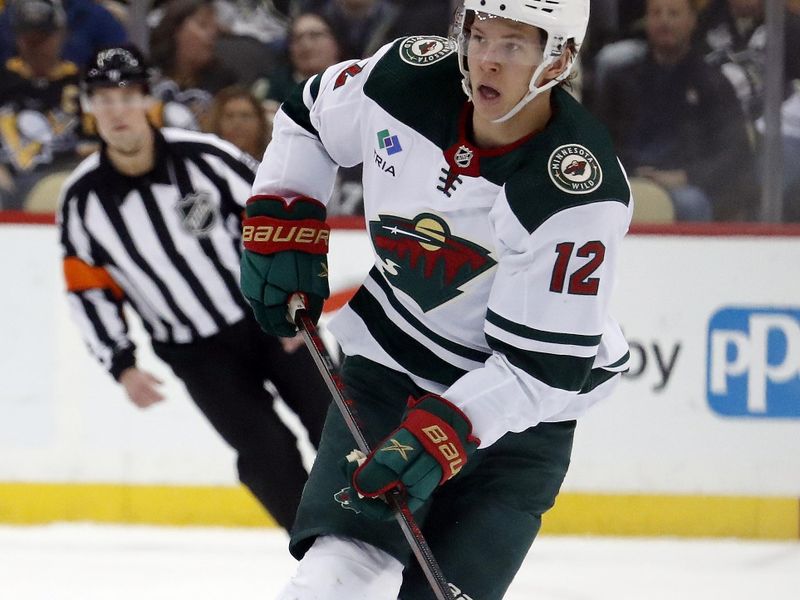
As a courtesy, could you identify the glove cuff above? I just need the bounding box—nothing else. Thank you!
[242,215,330,255]
[243,196,329,256]
[409,394,481,448]
[245,195,327,221]
[404,394,480,484]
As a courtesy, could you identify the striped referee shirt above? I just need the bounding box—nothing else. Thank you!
[58,127,258,379]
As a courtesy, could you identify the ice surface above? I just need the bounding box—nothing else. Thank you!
[0,524,797,599]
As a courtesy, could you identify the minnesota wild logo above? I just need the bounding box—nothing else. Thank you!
[334,487,361,513]
[548,144,603,195]
[399,36,454,66]
[369,213,496,312]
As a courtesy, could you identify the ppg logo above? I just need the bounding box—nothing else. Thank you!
[707,307,800,418]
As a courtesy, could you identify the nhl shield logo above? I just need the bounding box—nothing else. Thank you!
[548,144,603,195]
[176,191,218,235]
[399,36,454,66]
[454,145,473,169]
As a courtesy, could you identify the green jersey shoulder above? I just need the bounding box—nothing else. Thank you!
[364,36,464,150]
[503,89,630,234]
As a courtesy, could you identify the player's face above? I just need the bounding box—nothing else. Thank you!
[88,86,151,153]
[465,15,544,122]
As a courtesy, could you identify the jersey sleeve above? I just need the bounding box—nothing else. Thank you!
[251,43,396,205]
[58,188,135,380]
[444,190,632,447]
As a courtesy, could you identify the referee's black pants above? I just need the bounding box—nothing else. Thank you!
[153,315,329,530]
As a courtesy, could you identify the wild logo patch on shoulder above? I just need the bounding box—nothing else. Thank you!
[548,144,603,195]
[399,36,454,66]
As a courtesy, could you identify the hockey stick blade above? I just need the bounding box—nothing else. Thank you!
[287,295,455,600]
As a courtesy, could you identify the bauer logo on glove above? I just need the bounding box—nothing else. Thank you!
[239,195,330,337]
[340,394,479,520]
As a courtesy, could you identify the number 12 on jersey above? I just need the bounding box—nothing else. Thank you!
[549,241,606,296]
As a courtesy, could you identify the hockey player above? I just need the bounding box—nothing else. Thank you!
[240,1,632,598]
[58,46,331,531]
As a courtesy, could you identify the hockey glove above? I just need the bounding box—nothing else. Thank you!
[240,196,330,337]
[342,394,480,520]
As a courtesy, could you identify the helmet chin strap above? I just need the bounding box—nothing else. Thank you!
[492,33,577,123]
[489,60,562,123]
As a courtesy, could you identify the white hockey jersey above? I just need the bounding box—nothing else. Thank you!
[252,37,633,447]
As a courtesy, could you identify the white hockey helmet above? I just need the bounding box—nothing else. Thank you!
[455,0,590,122]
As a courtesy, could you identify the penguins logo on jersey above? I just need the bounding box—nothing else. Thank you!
[399,36,454,66]
[370,213,496,311]
[548,144,603,194]
[176,191,218,236]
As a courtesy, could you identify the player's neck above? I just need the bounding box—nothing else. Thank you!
[472,91,552,149]
[106,127,156,177]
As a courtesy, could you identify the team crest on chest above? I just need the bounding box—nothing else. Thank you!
[548,144,603,194]
[175,191,218,235]
[399,36,454,66]
[369,213,496,311]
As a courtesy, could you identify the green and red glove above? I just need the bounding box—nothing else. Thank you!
[342,394,480,520]
[240,195,330,337]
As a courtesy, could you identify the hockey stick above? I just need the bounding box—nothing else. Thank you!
[288,295,455,600]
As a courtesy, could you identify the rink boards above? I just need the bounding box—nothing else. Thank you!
[1,218,799,539]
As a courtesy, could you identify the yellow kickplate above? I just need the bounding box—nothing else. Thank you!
[0,482,276,527]
[2,484,797,539]
[543,492,800,540]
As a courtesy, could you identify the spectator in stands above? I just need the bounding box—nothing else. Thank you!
[255,10,363,215]
[697,0,800,211]
[256,11,342,107]
[698,0,800,120]
[0,0,128,66]
[304,0,449,60]
[207,86,270,159]
[0,0,86,210]
[296,0,395,59]
[213,0,287,88]
[591,0,757,221]
[150,0,237,131]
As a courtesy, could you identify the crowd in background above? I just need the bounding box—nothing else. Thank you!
[0,0,798,221]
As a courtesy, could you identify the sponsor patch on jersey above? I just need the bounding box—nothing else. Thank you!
[548,144,603,195]
[377,129,403,155]
[399,36,454,66]
[175,191,218,236]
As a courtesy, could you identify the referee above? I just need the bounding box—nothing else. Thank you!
[58,46,329,530]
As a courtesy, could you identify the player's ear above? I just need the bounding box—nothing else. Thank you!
[540,48,573,86]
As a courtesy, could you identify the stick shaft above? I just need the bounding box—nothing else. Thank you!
[293,309,454,600]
